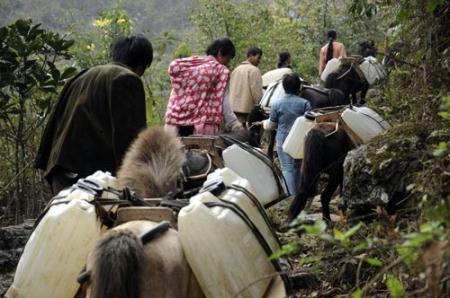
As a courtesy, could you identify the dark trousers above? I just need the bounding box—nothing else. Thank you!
[177,125,195,136]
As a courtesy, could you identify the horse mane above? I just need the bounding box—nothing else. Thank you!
[117,126,185,198]
[90,230,146,298]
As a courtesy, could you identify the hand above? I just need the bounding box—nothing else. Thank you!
[231,120,244,131]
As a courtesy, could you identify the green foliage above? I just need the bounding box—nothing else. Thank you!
[386,275,405,298]
[397,221,445,267]
[69,4,133,69]
[352,288,363,298]
[0,18,74,222]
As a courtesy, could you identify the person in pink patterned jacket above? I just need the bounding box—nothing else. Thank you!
[164,38,242,136]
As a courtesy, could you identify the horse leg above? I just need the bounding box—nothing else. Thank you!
[320,166,344,222]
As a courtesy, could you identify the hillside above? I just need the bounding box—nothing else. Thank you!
[0,0,195,36]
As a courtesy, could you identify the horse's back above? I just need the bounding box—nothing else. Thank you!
[119,221,204,298]
[86,220,203,298]
[301,87,329,109]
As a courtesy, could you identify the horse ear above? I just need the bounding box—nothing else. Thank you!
[77,270,91,284]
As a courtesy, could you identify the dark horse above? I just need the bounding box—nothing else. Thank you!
[300,85,348,109]
[288,122,354,222]
[324,60,369,105]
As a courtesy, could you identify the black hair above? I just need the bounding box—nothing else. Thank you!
[278,51,291,68]
[206,38,236,58]
[111,35,153,69]
[326,29,337,63]
[282,73,301,95]
[246,47,263,58]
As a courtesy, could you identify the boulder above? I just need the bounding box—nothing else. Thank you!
[342,122,431,214]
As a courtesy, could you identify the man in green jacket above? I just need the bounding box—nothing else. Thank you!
[35,35,153,194]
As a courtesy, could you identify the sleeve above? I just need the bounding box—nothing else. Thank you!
[109,74,147,167]
[249,68,263,104]
[304,100,312,113]
[222,85,239,128]
[269,102,279,124]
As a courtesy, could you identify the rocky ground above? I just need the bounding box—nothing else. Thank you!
[0,220,34,295]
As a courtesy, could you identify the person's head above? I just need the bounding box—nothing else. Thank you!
[111,35,153,76]
[206,37,236,66]
[246,47,263,66]
[327,29,337,41]
[282,73,301,95]
[278,51,291,68]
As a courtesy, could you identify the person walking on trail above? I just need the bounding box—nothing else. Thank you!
[262,73,312,196]
[277,51,292,69]
[164,37,242,137]
[262,51,294,88]
[35,35,153,195]
[229,47,263,127]
[319,29,347,75]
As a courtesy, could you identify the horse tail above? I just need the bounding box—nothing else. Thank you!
[117,126,185,198]
[301,128,326,198]
[90,230,145,298]
[288,127,326,220]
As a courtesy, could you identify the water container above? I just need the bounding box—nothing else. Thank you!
[359,56,386,85]
[259,80,286,113]
[341,106,391,143]
[320,58,341,82]
[7,171,118,298]
[282,112,317,159]
[262,68,293,88]
[222,143,288,207]
[204,168,280,252]
[178,191,286,298]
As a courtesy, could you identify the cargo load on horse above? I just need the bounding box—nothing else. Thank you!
[288,106,391,222]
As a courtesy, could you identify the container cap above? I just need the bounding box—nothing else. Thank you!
[304,111,317,121]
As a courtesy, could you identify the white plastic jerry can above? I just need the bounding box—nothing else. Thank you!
[205,168,281,253]
[7,171,118,298]
[178,191,286,298]
[320,57,341,81]
[222,144,287,207]
[259,79,286,113]
[359,56,387,85]
[282,112,317,159]
[341,106,391,143]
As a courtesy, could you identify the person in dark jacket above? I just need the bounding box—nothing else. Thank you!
[35,35,153,194]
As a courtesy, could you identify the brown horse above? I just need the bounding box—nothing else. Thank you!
[78,220,204,298]
[288,123,354,222]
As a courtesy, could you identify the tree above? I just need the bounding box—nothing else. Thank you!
[0,19,75,223]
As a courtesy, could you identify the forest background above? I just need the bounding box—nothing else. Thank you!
[0,0,449,296]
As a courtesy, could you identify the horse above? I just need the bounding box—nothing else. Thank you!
[287,122,354,222]
[77,220,204,298]
[324,60,369,105]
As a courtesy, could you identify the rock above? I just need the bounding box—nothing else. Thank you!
[342,122,431,214]
[0,220,34,294]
